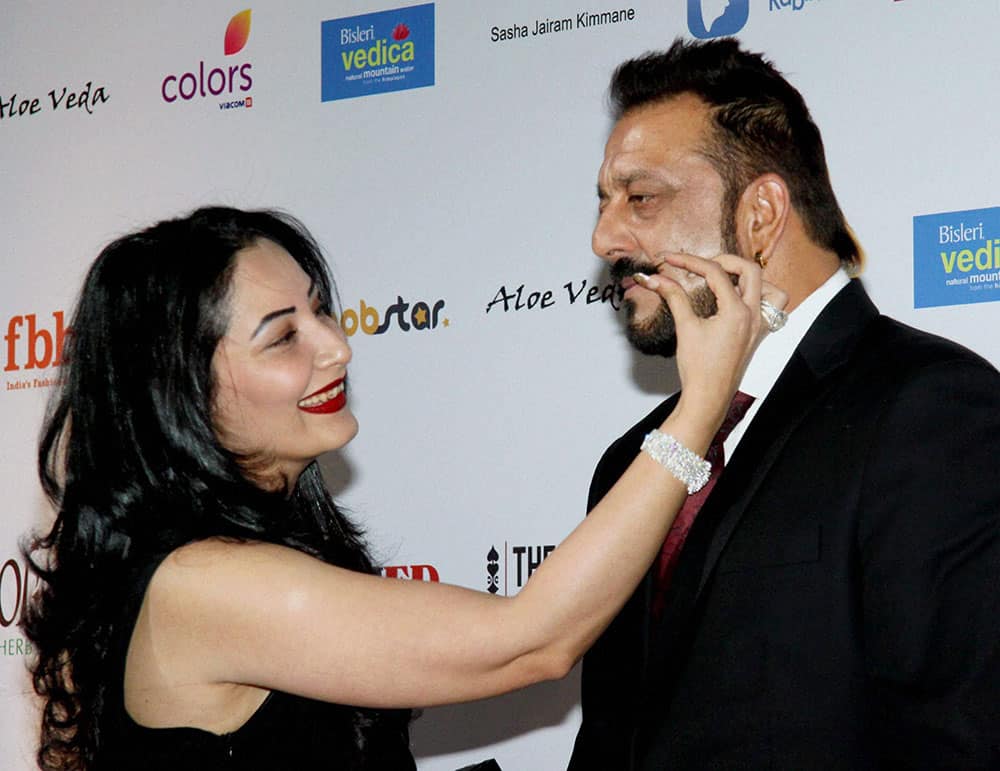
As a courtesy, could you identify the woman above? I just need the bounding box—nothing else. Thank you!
[22,206,775,770]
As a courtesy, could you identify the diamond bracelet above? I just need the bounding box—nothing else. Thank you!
[640,429,711,495]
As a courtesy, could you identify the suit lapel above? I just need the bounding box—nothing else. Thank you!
[696,280,880,596]
[693,354,822,594]
[640,280,880,701]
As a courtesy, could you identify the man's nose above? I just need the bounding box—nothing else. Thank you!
[592,201,637,263]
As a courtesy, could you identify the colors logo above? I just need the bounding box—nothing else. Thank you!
[321,3,435,102]
[688,0,749,38]
[161,9,254,109]
[338,294,448,337]
[914,206,1000,308]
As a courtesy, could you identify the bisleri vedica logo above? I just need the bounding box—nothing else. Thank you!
[321,3,435,102]
[913,206,1000,308]
[161,9,254,110]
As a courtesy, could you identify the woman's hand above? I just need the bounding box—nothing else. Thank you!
[635,253,787,432]
[130,254,788,718]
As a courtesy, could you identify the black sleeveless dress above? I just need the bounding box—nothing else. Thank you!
[96,552,416,770]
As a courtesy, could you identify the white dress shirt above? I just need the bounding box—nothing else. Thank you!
[723,269,852,460]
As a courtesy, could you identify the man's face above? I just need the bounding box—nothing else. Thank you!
[594,93,737,356]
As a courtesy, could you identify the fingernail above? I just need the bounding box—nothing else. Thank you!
[633,272,659,289]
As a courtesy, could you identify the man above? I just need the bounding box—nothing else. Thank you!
[568,38,1000,770]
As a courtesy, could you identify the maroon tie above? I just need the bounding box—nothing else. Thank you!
[651,390,755,616]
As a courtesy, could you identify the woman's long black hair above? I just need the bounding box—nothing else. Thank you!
[21,206,409,769]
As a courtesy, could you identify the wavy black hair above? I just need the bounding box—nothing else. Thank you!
[21,206,409,769]
[609,37,863,271]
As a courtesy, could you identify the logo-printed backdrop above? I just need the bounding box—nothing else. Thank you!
[2,1,998,768]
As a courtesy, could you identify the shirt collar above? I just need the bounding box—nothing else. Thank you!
[738,268,852,400]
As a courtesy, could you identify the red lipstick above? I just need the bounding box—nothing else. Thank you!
[297,378,347,415]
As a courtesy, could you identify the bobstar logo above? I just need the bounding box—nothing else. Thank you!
[914,206,1000,308]
[321,3,435,102]
[688,0,749,38]
[486,542,555,596]
[161,9,254,110]
[338,294,448,337]
[3,311,66,392]
[1,555,36,657]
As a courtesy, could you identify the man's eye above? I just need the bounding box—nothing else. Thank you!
[629,194,654,205]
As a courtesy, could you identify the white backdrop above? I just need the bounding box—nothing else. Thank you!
[2,1,999,768]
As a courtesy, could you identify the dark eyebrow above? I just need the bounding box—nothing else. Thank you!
[598,170,675,201]
[251,307,296,340]
[598,170,660,194]
[616,170,660,186]
[248,278,321,340]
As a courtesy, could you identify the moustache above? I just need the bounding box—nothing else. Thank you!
[609,255,741,289]
[609,257,661,285]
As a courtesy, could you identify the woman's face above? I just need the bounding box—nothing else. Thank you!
[212,238,357,485]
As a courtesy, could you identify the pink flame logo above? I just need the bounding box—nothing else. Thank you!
[224,9,252,56]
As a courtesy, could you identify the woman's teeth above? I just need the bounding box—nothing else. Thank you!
[298,382,344,408]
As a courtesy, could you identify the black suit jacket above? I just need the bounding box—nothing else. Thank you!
[568,280,1000,770]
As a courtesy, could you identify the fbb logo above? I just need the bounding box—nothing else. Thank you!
[338,294,448,337]
[486,543,555,596]
[161,9,254,109]
[3,312,66,372]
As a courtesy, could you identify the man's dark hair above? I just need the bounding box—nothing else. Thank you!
[609,37,861,270]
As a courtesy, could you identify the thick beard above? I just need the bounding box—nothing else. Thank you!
[622,285,717,357]
[610,219,739,358]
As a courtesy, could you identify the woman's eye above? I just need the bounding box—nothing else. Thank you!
[269,329,297,348]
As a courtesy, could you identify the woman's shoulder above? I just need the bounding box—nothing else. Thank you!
[156,537,315,575]
[145,537,366,638]
[126,539,320,729]
[147,538,320,611]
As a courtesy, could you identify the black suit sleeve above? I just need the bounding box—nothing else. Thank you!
[859,357,1000,768]
[568,392,682,771]
[568,438,648,771]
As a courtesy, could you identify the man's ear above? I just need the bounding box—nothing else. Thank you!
[735,173,790,268]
